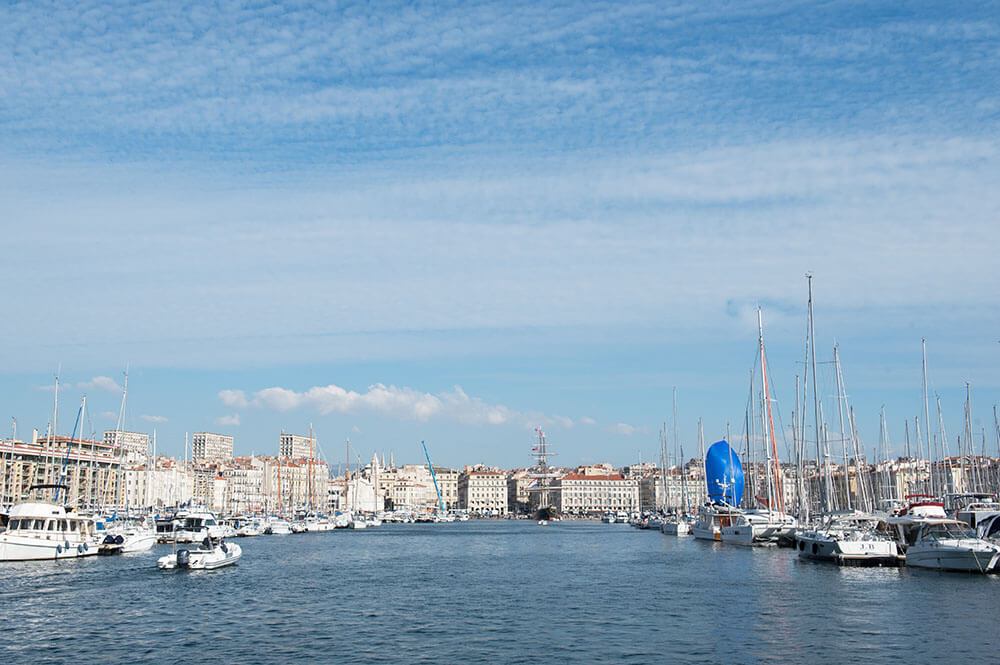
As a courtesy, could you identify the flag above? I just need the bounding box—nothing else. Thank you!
[528,479,538,488]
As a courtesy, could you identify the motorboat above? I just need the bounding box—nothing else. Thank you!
[887,495,1000,572]
[172,510,228,543]
[0,500,101,561]
[157,537,242,570]
[691,502,742,541]
[903,519,999,573]
[97,516,157,554]
[264,517,292,535]
[795,512,900,565]
[660,516,691,536]
[720,509,798,547]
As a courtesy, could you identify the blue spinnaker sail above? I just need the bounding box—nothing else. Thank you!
[705,440,744,505]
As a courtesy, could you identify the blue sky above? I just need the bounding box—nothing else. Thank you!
[2,1,998,468]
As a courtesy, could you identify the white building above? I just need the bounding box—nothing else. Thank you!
[459,467,508,515]
[554,469,640,514]
[192,432,234,463]
[279,432,316,459]
[103,430,150,464]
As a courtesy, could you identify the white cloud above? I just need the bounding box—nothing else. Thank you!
[580,416,597,426]
[218,389,249,408]
[215,414,240,426]
[100,411,117,419]
[351,425,361,433]
[140,414,168,423]
[612,423,646,436]
[224,382,545,428]
[78,376,122,392]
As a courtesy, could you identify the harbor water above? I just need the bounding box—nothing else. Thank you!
[2,520,996,664]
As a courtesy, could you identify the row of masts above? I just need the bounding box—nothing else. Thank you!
[656,275,1000,520]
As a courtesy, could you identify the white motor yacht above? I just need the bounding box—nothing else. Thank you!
[157,537,242,570]
[265,517,292,535]
[795,512,900,565]
[904,519,999,573]
[660,516,691,536]
[720,509,798,546]
[0,500,101,561]
[172,510,228,543]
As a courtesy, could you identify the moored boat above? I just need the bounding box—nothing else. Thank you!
[0,498,101,561]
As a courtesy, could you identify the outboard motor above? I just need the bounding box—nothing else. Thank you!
[103,534,116,545]
[176,549,191,568]
[115,535,125,545]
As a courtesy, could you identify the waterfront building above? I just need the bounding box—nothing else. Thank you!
[507,468,535,515]
[191,432,234,463]
[0,435,123,509]
[458,466,508,515]
[103,430,150,464]
[223,457,266,514]
[259,456,329,512]
[192,463,227,511]
[122,455,193,509]
[552,467,640,515]
[380,463,457,512]
[279,432,316,459]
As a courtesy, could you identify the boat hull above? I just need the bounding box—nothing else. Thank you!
[906,545,998,573]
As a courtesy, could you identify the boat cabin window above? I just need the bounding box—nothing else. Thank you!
[59,520,68,531]
[8,519,20,530]
[33,519,46,530]
[986,519,1000,539]
[47,520,58,530]
[924,523,975,541]
[69,520,79,531]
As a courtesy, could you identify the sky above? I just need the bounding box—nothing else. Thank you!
[2,1,999,469]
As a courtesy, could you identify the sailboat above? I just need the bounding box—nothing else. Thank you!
[719,309,797,546]
[692,440,744,542]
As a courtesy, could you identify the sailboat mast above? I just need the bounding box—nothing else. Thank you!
[758,308,784,515]
[833,345,851,511]
[922,339,935,498]
[807,275,824,516]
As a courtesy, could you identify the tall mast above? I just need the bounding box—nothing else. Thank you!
[832,345,851,511]
[758,308,784,515]
[922,339,935,498]
[308,424,314,511]
[807,274,823,516]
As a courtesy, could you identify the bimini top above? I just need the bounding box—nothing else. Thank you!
[705,440,744,505]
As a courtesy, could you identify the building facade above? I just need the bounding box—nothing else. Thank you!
[191,432,234,463]
[279,433,315,459]
[553,470,640,515]
[458,467,508,515]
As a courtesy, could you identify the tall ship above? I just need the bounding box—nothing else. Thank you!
[529,429,560,521]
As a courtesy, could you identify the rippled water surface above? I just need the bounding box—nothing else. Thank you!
[2,521,996,664]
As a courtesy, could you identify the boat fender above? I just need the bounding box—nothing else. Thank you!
[811,543,818,555]
[77,544,84,553]
[177,549,191,568]
[56,544,63,554]
[65,540,71,550]
[798,541,805,551]
[83,543,88,551]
